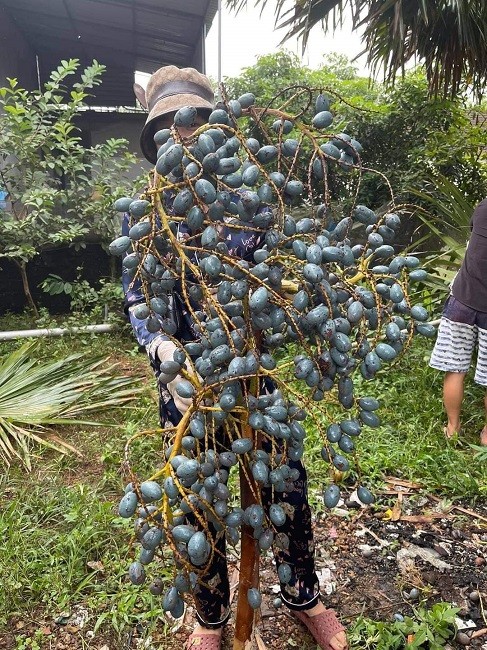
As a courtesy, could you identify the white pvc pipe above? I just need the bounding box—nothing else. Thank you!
[0,323,117,341]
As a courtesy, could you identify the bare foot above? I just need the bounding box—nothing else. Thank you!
[481,426,487,446]
[305,602,348,650]
[444,423,461,439]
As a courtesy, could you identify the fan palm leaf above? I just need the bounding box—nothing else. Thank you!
[410,174,474,296]
[0,342,142,470]
[227,0,487,99]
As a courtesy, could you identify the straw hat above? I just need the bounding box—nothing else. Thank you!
[135,66,214,164]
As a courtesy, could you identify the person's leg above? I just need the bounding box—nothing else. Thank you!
[262,456,347,650]
[474,323,487,445]
[443,371,466,437]
[429,297,477,439]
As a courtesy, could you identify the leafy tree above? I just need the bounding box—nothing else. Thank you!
[343,71,487,213]
[0,59,138,316]
[225,53,487,231]
[227,0,487,100]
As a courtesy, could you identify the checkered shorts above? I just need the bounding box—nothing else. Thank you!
[429,295,487,385]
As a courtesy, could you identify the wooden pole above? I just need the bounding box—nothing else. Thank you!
[234,336,261,650]
[233,453,259,649]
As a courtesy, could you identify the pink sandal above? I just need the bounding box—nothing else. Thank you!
[294,608,347,650]
[185,629,222,650]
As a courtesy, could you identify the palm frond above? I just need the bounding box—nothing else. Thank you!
[0,342,142,469]
[410,174,474,296]
[226,0,487,99]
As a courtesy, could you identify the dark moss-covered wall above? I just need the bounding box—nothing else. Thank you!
[0,244,122,315]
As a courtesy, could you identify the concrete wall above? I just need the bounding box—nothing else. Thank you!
[76,111,152,181]
[0,7,37,88]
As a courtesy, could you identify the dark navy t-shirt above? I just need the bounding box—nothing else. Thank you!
[451,198,487,312]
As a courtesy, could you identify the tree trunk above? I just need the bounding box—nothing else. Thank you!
[14,259,39,319]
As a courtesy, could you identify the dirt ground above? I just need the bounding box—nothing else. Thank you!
[2,478,486,650]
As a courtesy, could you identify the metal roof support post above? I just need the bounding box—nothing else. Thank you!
[217,0,222,94]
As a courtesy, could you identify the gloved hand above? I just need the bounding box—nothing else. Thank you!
[148,338,196,415]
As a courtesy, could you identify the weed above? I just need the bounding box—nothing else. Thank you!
[348,602,459,649]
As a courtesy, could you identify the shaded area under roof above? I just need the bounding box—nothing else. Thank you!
[0,0,218,106]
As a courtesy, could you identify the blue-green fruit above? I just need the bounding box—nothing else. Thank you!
[113,197,132,212]
[242,164,259,186]
[416,322,436,338]
[320,142,340,159]
[338,434,354,453]
[238,92,255,108]
[195,178,217,204]
[390,284,405,303]
[259,529,274,551]
[222,172,243,188]
[278,563,292,584]
[173,188,193,215]
[252,460,269,483]
[357,486,375,504]
[228,99,242,117]
[324,484,340,508]
[140,480,163,502]
[315,94,331,112]
[172,524,196,543]
[333,455,350,472]
[375,343,397,361]
[409,269,427,282]
[358,397,380,411]
[312,110,333,129]
[273,119,293,134]
[188,531,209,562]
[220,393,236,412]
[281,138,299,157]
[163,586,179,612]
[249,286,268,312]
[165,143,184,168]
[218,156,241,175]
[303,263,324,284]
[353,205,377,225]
[176,380,195,399]
[285,180,304,196]
[142,527,163,550]
[201,225,218,248]
[411,305,428,321]
[269,503,286,527]
[128,221,151,241]
[209,109,229,124]
[129,199,151,219]
[118,491,137,518]
[327,424,341,443]
[260,353,276,370]
[340,419,361,436]
[257,145,278,164]
[109,236,131,256]
[174,105,197,127]
[128,561,145,585]
[360,410,381,428]
[231,438,253,454]
[247,587,262,609]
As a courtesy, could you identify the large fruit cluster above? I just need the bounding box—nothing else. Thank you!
[110,87,432,616]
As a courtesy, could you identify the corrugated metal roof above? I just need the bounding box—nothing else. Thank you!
[0,0,218,105]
